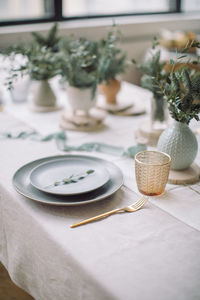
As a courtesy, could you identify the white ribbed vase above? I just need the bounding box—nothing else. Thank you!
[157,121,198,170]
[67,85,96,113]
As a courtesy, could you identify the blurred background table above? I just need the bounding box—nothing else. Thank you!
[0,81,200,300]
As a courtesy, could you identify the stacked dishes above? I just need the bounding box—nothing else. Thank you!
[13,155,123,206]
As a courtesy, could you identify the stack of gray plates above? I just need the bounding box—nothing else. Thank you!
[13,155,123,206]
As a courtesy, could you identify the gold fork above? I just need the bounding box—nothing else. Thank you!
[70,196,148,228]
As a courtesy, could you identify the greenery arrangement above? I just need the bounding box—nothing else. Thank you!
[138,38,200,125]
[98,29,129,83]
[4,23,129,101]
[59,27,129,98]
[31,23,60,52]
[156,40,200,124]
[4,24,62,89]
[59,37,100,97]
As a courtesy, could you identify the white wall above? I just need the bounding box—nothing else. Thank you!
[0,12,200,84]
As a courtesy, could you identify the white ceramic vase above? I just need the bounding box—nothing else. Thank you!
[10,75,31,103]
[32,80,56,107]
[157,121,198,170]
[67,85,96,114]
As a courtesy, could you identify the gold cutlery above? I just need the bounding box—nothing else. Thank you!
[70,196,148,228]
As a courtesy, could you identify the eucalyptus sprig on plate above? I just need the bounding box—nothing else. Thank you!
[46,169,95,188]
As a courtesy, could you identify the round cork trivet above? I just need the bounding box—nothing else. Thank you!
[168,163,200,185]
[60,108,106,131]
[98,96,133,112]
[97,97,145,116]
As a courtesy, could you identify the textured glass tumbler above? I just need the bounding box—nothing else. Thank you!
[135,151,171,196]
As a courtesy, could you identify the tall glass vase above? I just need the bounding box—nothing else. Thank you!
[150,96,168,131]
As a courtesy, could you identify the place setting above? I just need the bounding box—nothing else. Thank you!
[12,154,124,206]
[12,150,171,229]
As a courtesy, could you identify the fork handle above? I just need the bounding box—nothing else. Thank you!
[70,207,123,228]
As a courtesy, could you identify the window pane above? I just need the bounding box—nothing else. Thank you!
[63,0,172,17]
[181,0,200,11]
[0,0,54,21]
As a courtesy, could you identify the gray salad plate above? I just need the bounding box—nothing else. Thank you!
[13,155,123,206]
[30,157,110,196]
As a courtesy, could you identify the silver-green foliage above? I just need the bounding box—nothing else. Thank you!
[4,24,129,99]
[164,67,200,124]
[138,39,200,124]
[59,28,128,97]
[159,41,200,124]
[98,30,128,82]
[60,37,100,97]
[5,24,62,88]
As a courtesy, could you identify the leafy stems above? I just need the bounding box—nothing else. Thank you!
[154,41,200,124]
[59,37,100,98]
[4,24,62,89]
[98,29,129,83]
[46,169,95,188]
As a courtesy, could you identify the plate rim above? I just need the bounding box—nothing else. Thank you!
[12,155,123,206]
[29,157,110,196]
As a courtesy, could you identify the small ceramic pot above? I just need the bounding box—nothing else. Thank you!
[67,85,96,114]
[32,80,56,107]
[99,79,121,104]
[157,121,198,170]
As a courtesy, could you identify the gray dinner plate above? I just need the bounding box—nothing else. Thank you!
[30,158,110,195]
[13,155,123,206]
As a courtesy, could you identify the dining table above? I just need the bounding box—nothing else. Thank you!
[0,80,200,300]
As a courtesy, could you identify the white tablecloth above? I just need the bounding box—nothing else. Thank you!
[0,82,200,300]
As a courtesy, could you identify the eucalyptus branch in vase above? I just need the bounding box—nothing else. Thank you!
[157,40,200,171]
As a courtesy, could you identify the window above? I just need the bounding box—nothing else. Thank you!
[181,0,200,12]
[63,0,172,17]
[0,0,54,21]
[0,0,199,26]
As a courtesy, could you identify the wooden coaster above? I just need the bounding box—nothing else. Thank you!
[136,121,164,146]
[114,104,146,116]
[60,108,106,131]
[97,96,145,116]
[30,103,62,112]
[168,163,200,185]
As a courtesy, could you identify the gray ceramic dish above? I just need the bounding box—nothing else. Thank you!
[13,155,123,206]
[30,157,110,196]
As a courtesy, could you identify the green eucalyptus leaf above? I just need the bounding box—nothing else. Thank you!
[46,169,95,188]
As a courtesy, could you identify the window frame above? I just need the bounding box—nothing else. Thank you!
[0,0,188,27]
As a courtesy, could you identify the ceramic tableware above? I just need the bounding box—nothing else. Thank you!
[30,157,110,195]
[13,155,123,206]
